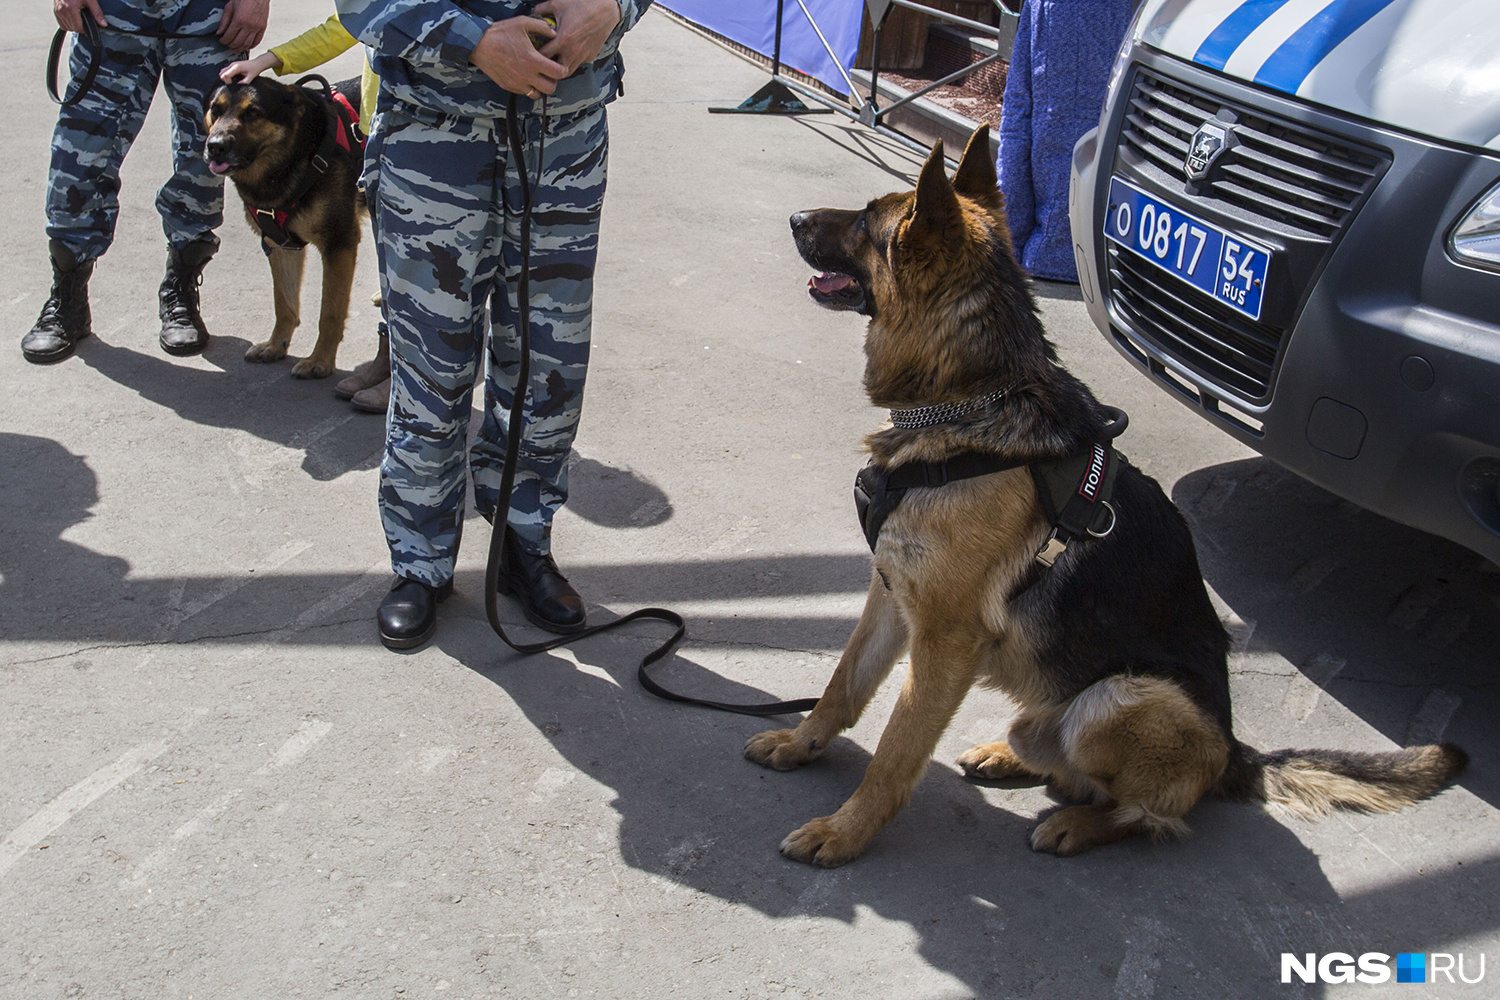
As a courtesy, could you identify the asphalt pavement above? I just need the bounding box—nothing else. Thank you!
[3,8,1499,1000]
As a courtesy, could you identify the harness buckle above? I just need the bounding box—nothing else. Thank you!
[311,154,329,172]
[1035,530,1068,567]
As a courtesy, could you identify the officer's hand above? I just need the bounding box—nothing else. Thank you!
[54,0,105,34]
[469,17,567,97]
[217,0,271,53]
[535,0,622,75]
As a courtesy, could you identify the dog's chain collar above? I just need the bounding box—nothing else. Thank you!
[889,388,1007,429]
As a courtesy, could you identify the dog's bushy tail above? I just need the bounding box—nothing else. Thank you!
[1216,741,1467,817]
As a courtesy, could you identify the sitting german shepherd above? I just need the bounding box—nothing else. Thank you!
[747,125,1466,866]
[203,77,364,379]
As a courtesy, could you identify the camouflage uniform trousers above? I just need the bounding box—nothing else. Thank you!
[367,102,608,587]
[46,0,239,261]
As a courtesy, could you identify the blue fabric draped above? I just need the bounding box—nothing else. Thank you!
[998,0,1134,282]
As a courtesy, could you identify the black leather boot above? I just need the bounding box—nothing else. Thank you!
[159,238,216,356]
[22,240,94,364]
[377,576,454,650]
[497,528,586,634]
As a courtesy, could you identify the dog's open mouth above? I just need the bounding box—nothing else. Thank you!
[207,159,234,175]
[808,271,866,311]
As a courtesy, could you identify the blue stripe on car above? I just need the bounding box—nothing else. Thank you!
[1253,0,1402,93]
[1193,0,1294,71]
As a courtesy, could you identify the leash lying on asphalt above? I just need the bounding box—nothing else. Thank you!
[48,18,223,106]
[484,93,819,718]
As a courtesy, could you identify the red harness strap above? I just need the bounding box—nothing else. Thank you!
[253,87,363,255]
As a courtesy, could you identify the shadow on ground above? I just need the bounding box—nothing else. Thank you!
[75,336,384,481]
[9,433,1500,996]
[1173,458,1500,810]
[449,619,1500,999]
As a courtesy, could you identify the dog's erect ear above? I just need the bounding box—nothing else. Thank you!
[953,124,1000,205]
[906,140,963,246]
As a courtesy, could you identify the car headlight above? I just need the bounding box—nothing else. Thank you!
[1449,180,1500,271]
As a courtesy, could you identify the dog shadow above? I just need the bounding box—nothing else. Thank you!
[75,334,382,482]
[431,557,1499,998]
[1173,458,1500,810]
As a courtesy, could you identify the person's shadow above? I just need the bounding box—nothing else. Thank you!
[0,433,134,643]
[77,335,383,482]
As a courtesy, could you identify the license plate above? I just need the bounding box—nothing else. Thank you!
[1103,176,1270,322]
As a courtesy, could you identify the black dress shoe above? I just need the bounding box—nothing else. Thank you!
[496,528,586,634]
[377,576,453,650]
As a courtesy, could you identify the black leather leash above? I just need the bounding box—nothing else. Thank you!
[48,18,224,106]
[485,94,816,718]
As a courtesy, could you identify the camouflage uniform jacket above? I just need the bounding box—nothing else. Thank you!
[334,0,652,121]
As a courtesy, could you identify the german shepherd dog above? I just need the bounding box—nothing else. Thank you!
[747,125,1466,866]
[203,78,364,379]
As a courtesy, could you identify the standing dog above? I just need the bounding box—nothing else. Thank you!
[203,77,364,378]
[747,125,1466,866]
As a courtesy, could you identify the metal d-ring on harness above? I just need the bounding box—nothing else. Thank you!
[47,16,221,106]
[483,94,817,718]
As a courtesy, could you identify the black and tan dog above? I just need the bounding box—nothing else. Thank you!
[747,125,1466,866]
[204,77,364,379]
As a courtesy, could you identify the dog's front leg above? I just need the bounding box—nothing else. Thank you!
[746,570,909,771]
[246,247,304,363]
[291,244,357,378]
[779,627,980,867]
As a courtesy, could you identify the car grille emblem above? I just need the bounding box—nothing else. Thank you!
[1185,121,1233,181]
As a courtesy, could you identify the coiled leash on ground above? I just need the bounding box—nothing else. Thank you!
[47,17,221,106]
[485,93,818,717]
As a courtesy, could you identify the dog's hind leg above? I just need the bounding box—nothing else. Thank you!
[778,625,982,867]
[246,247,304,363]
[292,244,357,379]
[746,570,909,772]
[1030,675,1229,857]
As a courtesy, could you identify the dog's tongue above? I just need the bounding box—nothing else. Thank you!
[207,160,232,176]
[810,272,855,294]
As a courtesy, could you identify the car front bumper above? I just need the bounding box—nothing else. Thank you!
[1070,48,1500,565]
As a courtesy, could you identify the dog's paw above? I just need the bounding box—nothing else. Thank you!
[245,341,288,363]
[1030,805,1118,857]
[291,356,336,379]
[745,728,821,771]
[957,741,1036,780]
[779,817,868,868]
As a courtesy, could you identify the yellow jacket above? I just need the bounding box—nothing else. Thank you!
[268,15,379,125]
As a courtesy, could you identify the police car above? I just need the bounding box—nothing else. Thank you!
[1069,0,1500,564]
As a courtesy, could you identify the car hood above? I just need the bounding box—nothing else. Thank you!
[1135,0,1500,151]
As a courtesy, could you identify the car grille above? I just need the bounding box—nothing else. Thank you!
[1107,246,1281,400]
[1120,67,1386,239]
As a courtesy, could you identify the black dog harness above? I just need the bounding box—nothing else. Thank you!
[854,406,1128,569]
[249,76,363,255]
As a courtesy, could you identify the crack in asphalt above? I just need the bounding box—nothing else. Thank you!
[0,615,370,668]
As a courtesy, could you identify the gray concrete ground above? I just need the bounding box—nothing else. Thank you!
[4,8,1500,1000]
